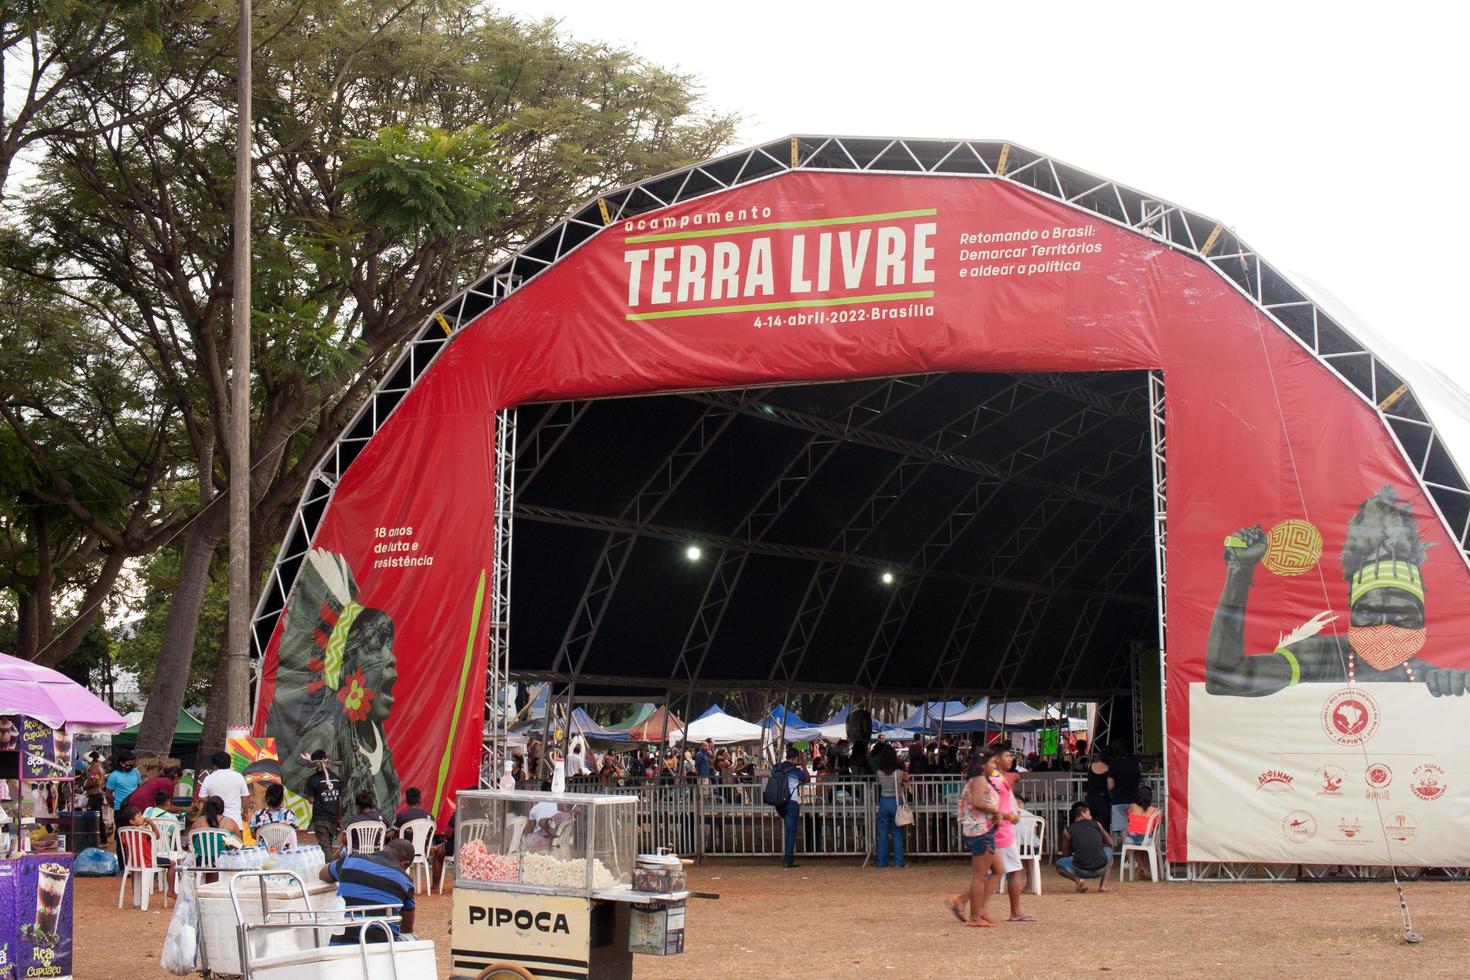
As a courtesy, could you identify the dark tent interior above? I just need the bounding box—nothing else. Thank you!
[508,370,1160,704]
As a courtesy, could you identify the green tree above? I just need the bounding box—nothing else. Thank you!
[11,0,734,756]
[0,235,184,667]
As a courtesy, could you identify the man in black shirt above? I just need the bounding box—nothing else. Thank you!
[305,749,343,855]
[393,786,433,834]
[1108,750,1142,835]
[1057,802,1114,893]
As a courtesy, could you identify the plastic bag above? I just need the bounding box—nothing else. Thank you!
[73,847,119,876]
[159,874,199,975]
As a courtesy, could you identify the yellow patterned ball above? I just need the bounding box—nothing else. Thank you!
[1263,519,1323,576]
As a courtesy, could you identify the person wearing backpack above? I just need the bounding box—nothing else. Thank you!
[766,745,809,868]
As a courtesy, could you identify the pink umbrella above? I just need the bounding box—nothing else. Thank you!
[0,652,128,731]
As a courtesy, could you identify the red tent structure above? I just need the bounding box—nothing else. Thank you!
[623,707,686,745]
[252,137,1470,876]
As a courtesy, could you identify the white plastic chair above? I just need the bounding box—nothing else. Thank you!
[994,816,1046,895]
[1119,810,1163,882]
[117,827,166,910]
[255,821,297,852]
[399,817,436,895]
[344,819,387,854]
[1017,815,1045,894]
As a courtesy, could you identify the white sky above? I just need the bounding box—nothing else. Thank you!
[498,0,1470,379]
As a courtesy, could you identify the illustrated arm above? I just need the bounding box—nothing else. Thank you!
[1205,525,1295,697]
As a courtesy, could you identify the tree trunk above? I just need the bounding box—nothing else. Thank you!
[34,547,128,669]
[135,517,224,756]
[199,649,231,761]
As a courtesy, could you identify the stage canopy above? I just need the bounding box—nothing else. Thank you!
[253,136,1470,867]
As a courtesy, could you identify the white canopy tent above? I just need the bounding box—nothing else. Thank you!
[671,705,765,745]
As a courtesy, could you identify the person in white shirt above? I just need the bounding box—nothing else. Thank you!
[199,751,251,827]
[566,736,590,778]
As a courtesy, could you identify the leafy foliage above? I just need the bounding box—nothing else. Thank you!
[0,0,735,749]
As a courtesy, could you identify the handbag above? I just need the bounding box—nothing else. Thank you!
[893,773,914,827]
[958,777,997,836]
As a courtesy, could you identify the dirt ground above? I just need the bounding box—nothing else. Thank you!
[76,859,1469,978]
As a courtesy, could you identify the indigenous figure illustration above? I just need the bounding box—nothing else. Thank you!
[262,548,402,808]
[1206,486,1470,697]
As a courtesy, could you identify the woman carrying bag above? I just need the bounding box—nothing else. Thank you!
[873,743,910,868]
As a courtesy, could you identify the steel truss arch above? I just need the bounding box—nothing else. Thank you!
[253,134,1470,676]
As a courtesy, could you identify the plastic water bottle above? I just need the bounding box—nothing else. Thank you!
[499,761,515,792]
[551,758,566,794]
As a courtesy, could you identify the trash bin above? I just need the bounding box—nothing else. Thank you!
[57,811,101,853]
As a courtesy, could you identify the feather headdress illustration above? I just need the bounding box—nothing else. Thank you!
[263,547,401,811]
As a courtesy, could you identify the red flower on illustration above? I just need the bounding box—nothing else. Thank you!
[307,657,326,694]
[337,669,375,722]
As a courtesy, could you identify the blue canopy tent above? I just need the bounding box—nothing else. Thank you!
[762,704,822,742]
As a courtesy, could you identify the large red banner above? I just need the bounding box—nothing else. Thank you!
[254,171,1470,860]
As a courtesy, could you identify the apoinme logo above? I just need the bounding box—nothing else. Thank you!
[622,208,937,321]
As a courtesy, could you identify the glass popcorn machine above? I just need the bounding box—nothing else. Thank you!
[450,788,712,979]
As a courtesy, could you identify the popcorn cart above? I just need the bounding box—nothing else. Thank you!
[450,789,714,980]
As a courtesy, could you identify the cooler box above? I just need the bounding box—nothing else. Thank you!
[248,939,438,979]
[196,876,343,974]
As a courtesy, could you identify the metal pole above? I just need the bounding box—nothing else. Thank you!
[225,0,253,728]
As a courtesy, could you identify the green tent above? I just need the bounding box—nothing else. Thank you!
[112,708,204,748]
[608,703,657,731]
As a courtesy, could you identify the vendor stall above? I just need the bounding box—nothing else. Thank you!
[0,651,125,980]
[451,788,714,979]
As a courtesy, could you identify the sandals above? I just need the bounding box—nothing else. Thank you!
[946,901,967,923]
[1007,914,1037,922]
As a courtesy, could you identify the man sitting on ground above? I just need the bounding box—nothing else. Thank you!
[1057,801,1114,892]
[319,838,416,943]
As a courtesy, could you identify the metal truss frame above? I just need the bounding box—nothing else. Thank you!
[541,402,741,764]
[481,407,516,787]
[665,376,940,730]
[857,424,1146,698]
[925,427,1152,705]
[1174,862,1469,882]
[251,137,1470,879]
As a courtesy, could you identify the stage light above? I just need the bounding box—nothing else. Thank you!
[686,545,702,561]
[881,571,895,584]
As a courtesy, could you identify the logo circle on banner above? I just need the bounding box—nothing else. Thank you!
[1321,688,1380,746]
[1384,813,1418,845]
[1313,764,1345,796]
[1282,809,1317,843]
[1410,763,1447,801]
[1364,762,1393,789]
[1262,519,1324,576]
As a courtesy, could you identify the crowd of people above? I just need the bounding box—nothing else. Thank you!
[71,729,1154,941]
[508,731,1098,787]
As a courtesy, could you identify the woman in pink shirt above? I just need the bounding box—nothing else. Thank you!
[988,745,1034,922]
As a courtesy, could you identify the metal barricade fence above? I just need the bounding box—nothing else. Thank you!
[904,775,964,857]
[562,772,1165,861]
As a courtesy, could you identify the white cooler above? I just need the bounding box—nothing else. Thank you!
[197,876,344,974]
[247,939,438,979]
